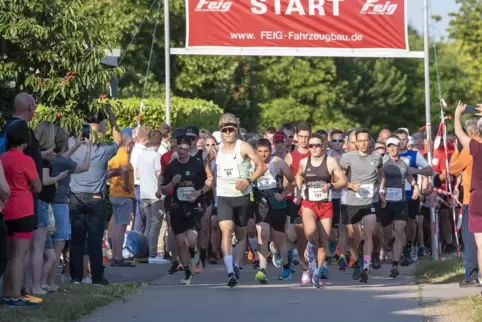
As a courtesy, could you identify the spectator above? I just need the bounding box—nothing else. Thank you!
[137,130,169,264]
[377,128,391,143]
[130,126,149,233]
[157,123,171,156]
[68,106,121,285]
[454,102,482,287]
[29,121,69,295]
[450,117,482,287]
[1,124,42,307]
[0,159,11,281]
[108,132,135,267]
[50,126,91,285]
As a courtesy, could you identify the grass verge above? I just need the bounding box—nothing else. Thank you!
[415,257,465,284]
[0,282,141,322]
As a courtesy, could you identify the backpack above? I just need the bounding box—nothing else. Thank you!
[0,119,23,156]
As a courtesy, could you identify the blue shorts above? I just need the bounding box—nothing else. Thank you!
[37,200,50,227]
[51,203,70,241]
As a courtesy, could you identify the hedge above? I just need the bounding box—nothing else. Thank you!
[32,96,223,133]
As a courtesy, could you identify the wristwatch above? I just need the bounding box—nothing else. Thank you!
[246,178,253,184]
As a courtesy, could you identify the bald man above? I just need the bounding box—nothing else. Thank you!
[377,129,391,143]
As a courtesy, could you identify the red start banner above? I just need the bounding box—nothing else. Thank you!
[186,0,408,50]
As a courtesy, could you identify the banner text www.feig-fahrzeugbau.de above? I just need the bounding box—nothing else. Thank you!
[229,31,363,42]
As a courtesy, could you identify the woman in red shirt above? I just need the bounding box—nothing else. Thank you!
[1,126,42,307]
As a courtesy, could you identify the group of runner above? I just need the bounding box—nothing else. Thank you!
[160,113,434,287]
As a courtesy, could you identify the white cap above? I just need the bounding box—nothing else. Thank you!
[213,131,222,143]
[386,137,400,147]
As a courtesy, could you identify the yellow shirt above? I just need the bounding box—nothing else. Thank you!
[108,147,135,199]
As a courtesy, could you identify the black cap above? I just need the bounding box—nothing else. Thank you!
[184,125,199,137]
[177,135,192,146]
[173,128,184,139]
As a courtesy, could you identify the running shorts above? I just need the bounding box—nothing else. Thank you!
[300,200,333,220]
[6,215,34,239]
[331,199,341,228]
[217,195,251,228]
[407,198,420,220]
[169,203,203,235]
[286,199,301,224]
[380,202,408,227]
[254,203,287,232]
[341,203,380,225]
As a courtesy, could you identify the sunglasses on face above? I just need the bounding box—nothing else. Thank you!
[221,127,237,134]
[287,135,294,139]
[309,143,323,149]
[331,139,344,143]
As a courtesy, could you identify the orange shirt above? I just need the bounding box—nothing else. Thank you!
[108,147,135,199]
[450,146,476,205]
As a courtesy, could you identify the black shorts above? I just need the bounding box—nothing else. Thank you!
[341,203,379,225]
[211,206,218,217]
[169,203,203,236]
[5,215,34,239]
[331,199,341,228]
[380,202,408,227]
[217,195,251,227]
[286,199,301,224]
[419,205,431,221]
[254,204,287,233]
[407,199,420,219]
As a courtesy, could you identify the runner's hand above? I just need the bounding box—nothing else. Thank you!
[293,196,301,205]
[235,179,250,191]
[322,183,331,193]
[205,177,213,187]
[155,190,162,199]
[412,185,420,200]
[189,190,202,202]
[56,170,69,181]
[171,174,182,186]
[208,146,218,161]
[350,182,360,192]
[274,192,283,201]
[42,147,56,161]
[381,199,387,208]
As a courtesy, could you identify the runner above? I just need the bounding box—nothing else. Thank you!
[395,129,433,265]
[252,138,295,284]
[285,122,312,284]
[340,128,383,283]
[212,113,266,287]
[379,136,420,278]
[296,133,347,288]
[159,135,212,285]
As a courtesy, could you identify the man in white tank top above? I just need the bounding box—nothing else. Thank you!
[210,114,266,287]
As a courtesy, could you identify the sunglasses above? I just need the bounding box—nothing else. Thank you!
[287,135,294,139]
[221,127,237,134]
[308,143,323,149]
[206,143,217,147]
[331,139,344,143]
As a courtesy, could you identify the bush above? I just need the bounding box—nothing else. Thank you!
[31,96,223,133]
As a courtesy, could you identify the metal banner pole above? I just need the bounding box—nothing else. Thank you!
[164,0,171,125]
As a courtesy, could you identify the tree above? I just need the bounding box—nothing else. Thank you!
[0,0,123,125]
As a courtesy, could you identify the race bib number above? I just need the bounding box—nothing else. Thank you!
[386,188,403,202]
[177,187,195,201]
[257,174,277,190]
[308,187,328,202]
[356,184,374,199]
[218,165,240,179]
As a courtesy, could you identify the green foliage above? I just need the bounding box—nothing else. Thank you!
[32,97,223,133]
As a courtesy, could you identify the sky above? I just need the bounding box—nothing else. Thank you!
[407,0,458,39]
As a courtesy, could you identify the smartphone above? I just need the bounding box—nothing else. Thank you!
[82,125,90,139]
[464,104,477,114]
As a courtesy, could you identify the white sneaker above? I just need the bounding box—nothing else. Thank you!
[411,245,419,262]
[148,256,170,264]
[82,276,92,284]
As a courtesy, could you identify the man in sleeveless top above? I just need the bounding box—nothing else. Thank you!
[252,138,295,284]
[379,136,419,279]
[296,133,347,288]
[211,114,266,287]
[340,128,383,284]
[285,122,312,284]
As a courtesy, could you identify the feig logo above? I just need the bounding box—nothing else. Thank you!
[360,0,398,15]
[195,0,232,12]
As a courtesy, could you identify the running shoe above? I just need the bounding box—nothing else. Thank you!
[168,261,179,274]
[234,265,241,280]
[21,291,43,304]
[279,266,292,280]
[418,246,427,257]
[290,263,296,273]
[272,252,282,268]
[255,269,268,284]
[7,297,40,308]
[291,248,300,266]
[347,257,356,268]
[400,255,412,267]
[301,270,311,285]
[312,268,322,288]
[389,265,399,278]
[181,270,192,286]
[208,256,218,264]
[227,273,238,288]
[269,241,277,254]
[359,268,369,284]
[252,259,260,270]
[320,262,329,279]
[328,240,337,257]
[248,249,255,261]
[352,262,361,280]
[372,254,382,270]
[411,245,419,263]
[338,255,347,271]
